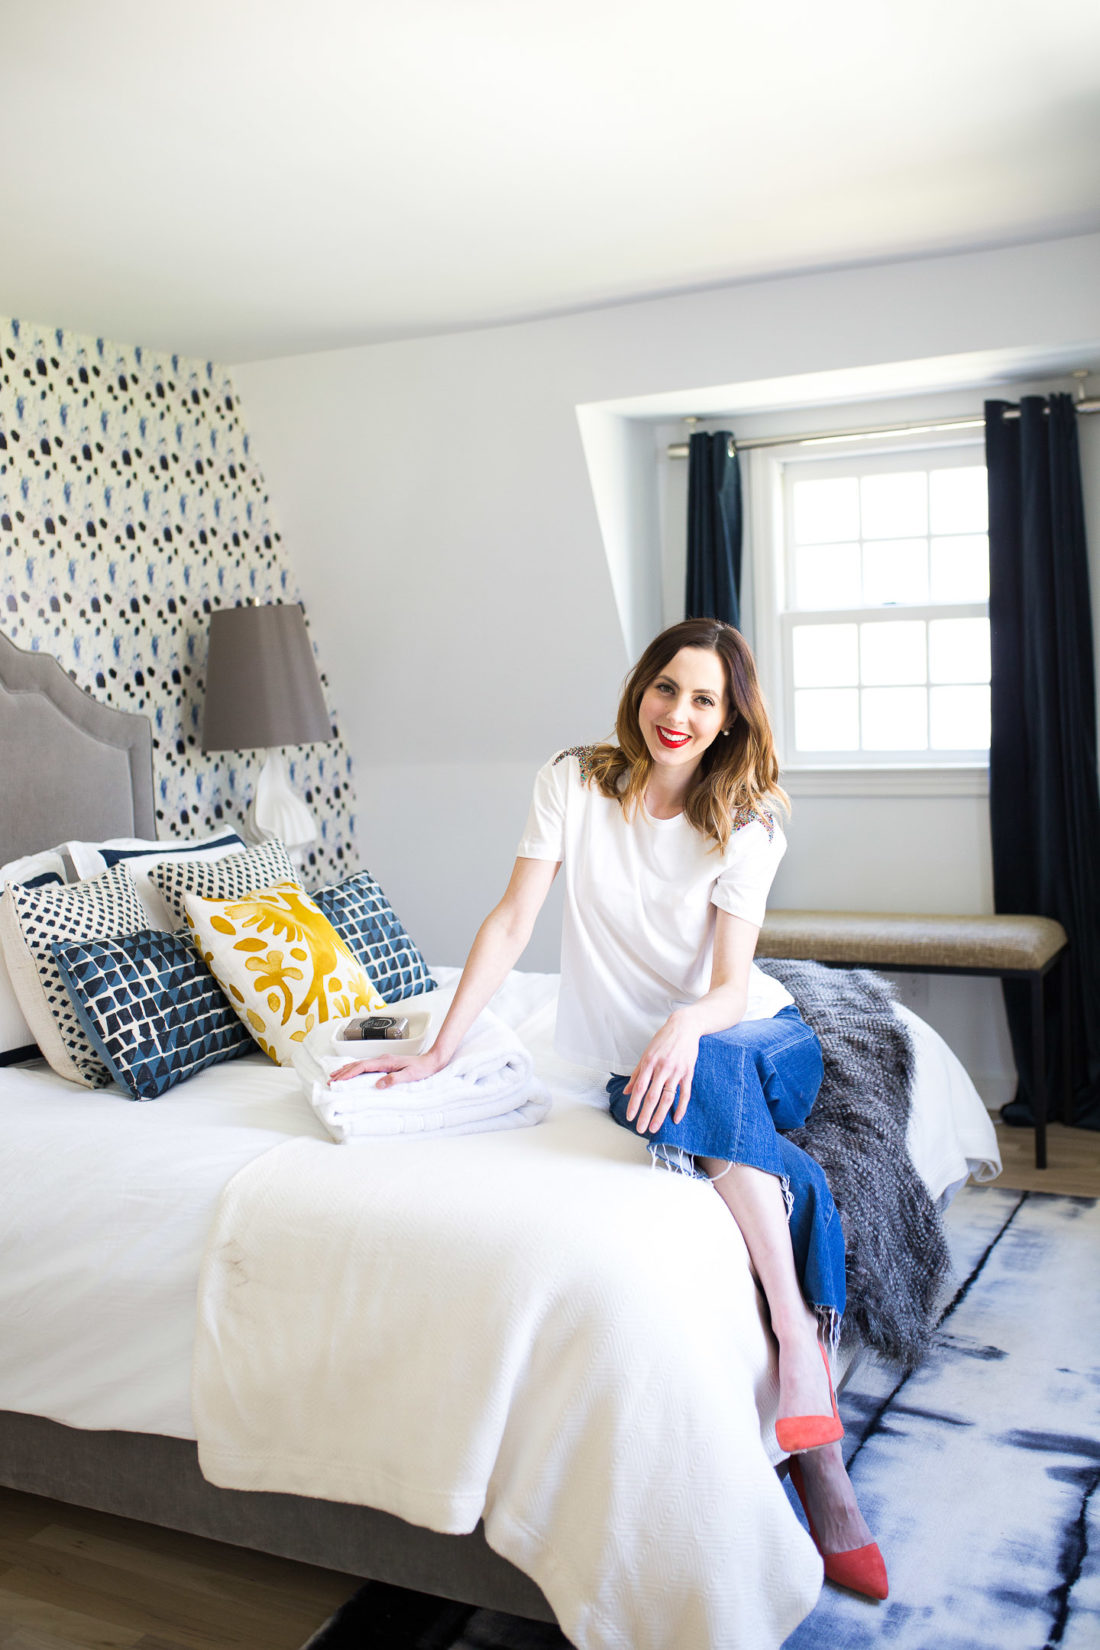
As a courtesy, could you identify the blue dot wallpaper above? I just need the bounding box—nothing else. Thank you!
[0,316,356,883]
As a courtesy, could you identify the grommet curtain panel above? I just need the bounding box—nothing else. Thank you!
[986,394,1100,1129]
[686,431,742,630]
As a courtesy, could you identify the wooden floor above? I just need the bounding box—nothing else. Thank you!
[0,1487,360,1649]
[991,1118,1100,1197]
[2,1119,1097,1650]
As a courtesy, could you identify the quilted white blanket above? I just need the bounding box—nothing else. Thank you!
[193,1027,823,1649]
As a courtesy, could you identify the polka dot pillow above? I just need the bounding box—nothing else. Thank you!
[149,838,295,926]
[0,861,149,1087]
[183,880,387,1066]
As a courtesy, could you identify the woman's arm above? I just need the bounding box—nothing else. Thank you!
[332,855,560,1086]
[623,907,759,1135]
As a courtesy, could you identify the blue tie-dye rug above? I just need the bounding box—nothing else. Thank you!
[784,1185,1100,1650]
[303,1186,1099,1649]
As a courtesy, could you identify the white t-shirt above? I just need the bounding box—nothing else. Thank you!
[517,747,794,1074]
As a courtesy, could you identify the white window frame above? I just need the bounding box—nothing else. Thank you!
[747,430,990,799]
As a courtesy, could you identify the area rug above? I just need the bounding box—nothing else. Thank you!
[301,1186,1099,1649]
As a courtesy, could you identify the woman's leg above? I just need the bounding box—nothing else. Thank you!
[697,1158,831,1421]
[698,1155,872,1554]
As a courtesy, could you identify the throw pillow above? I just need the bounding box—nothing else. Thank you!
[149,839,295,926]
[66,830,246,929]
[314,870,434,1003]
[52,927,253,1100]
[183,880,387,1065]
[0,849,68,1057]
[0,862,148,1086]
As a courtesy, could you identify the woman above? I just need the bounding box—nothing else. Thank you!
[335,617,886,1600]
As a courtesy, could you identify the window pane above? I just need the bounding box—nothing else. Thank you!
[930,535,989,602]
[792,623,858,686]
[930,466,987,535]
[860,620,927,685]
[930,685,990,749]
[929,617,990,683]
[861,687,928,750]
[794,477,860,544]
[862,538,928,606]
[794,543,862,609]
[860,472,927,539]
[794,688,860,751]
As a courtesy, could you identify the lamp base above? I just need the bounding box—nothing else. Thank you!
[246,749,317,856]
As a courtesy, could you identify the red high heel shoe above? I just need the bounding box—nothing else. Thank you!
[775,1342,844,1454]
[788,1458,889,1600]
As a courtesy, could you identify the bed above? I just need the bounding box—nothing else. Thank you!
[0,630,1001,1649]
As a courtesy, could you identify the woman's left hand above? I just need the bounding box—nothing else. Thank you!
[624,1012,700,1135]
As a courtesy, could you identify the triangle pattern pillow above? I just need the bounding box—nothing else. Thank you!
[313,870,434,1003]
[184,880,387,1065]
[149,838,296,926]
[51,927,254,1100]
[0,861,149,1087]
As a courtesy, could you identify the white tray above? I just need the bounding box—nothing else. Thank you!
[334,1008,432,1057]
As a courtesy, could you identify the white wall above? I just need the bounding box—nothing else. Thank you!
[235,233,1100,1096]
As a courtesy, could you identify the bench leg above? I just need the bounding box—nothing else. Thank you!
[1059,951,1073,1126]
[1030,973,1047,1170]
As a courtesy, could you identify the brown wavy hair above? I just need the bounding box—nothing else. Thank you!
[586,618,788,850]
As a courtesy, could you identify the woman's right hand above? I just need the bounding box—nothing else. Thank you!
[330,1045,448,1088]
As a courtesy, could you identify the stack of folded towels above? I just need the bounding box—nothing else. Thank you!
[293,999,551,1144]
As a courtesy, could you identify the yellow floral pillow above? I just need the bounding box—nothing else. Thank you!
[183,880,386,1065]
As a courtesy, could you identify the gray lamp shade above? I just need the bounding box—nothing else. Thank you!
[202,603,332,752]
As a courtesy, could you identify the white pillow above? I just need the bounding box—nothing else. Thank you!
[65,830,246,930]
[0,849,68,1056]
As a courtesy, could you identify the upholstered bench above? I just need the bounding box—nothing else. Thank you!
[757,911,1069,1170]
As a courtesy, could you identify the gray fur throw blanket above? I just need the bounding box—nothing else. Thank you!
[755,959,953,1370]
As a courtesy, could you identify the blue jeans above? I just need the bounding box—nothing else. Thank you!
[605,1007,846,1325]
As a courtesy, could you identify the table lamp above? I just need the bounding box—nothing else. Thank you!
[202,602,332,852]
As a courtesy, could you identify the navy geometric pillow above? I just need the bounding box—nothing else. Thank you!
[314,871,434,1004]
[51,928,252,1100]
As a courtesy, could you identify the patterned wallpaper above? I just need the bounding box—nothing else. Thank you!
[0,315,356,884]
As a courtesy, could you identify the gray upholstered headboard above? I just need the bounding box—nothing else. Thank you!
[0,630,156,862]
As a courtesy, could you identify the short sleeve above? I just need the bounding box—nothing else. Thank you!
[516,753,568,862]
[710,814,786,929]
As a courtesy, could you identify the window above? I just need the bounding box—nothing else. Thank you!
[771,445,990,770]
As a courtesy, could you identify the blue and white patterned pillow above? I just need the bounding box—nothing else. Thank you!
[0,862,149,1087]
[52,928,253,1100]
[314,871,434,1003]
[148,838,295,926]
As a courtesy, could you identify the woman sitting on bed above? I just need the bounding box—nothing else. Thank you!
[335,616,887,1601]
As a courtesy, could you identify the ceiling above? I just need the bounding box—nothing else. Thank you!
[4,1,1100,364]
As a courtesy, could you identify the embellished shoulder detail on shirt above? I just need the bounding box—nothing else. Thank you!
[553,745,599,784]
[732,802,775,841]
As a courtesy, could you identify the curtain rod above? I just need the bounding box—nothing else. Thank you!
[666,398,1100,459]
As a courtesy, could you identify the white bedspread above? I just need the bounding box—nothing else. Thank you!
[0,968,1000,1649]
[191,977,999,1650]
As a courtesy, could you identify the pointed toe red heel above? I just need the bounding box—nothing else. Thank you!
[775,1342,844,1455]
[788,1459,889,1601]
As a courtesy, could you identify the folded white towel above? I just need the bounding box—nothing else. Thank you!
[293,1000,551,1143]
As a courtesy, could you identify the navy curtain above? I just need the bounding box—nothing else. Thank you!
[686,431,742,629]
[986,394,1100,1129]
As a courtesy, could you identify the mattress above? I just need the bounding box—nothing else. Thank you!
[0,967,999,1439]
